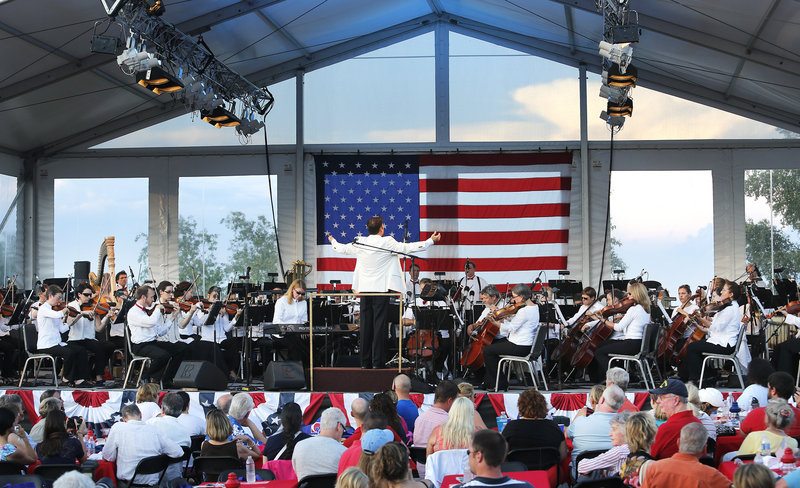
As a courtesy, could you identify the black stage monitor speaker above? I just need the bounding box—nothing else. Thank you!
[264,361,305,390]
[172,360,228,391]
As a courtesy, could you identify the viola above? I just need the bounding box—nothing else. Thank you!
[225,302,240,317]
[766,301,800,320]
[656,293,700,359]
[461,301,526,370]
[51,302,68,312]
[0,304,13,318]
[571,298,636,369]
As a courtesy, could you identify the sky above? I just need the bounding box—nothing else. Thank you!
[77,30,797,294]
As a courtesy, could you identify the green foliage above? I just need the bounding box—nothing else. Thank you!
[744,169,800,231]
[610,221,627,272]
[745,219,800,280]
[220,211,279,284]
[179,215,225,287]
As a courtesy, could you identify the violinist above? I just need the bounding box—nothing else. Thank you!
[66,282,117,386]
[772,305,800,376]
[482,284,539,391]
[587,282,651,382]
[677,280,742,383]
[36,285,90,386]
[192,286,242,381]
[154,281,195,350]
[406,263,422,299]
[128,285,187,387]
[28,284,47,322]
[0,293,21,382]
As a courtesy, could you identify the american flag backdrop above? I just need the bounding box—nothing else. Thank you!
[315,153,572,289]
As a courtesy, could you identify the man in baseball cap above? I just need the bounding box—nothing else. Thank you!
[648,379,703,459]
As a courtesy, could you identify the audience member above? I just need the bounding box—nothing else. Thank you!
[393,374,419,432]
[0,394,37,452]
[371,393,410,445]
[426,397,477,456]
[457,382,487,430]
[413,381,458,448]
[228,393,268,447]
[135,383,161,422]
[216,394,232,414]
[342,398,370,448]
[502,389,567,461]
[618,412,657,487]
[738,463,776,488]
[336,467,369,488]
[31,397,63,444]
[40,390,61,402]
[175,390,205,436]
[459,430,535,488]
[739,359,773,410]
[697,388,724,418]
[686,382,717,440]
[641,423,731,488]
[146,393,190,482]
[568,384,625,463]
[357,428,394,476]
[35,410,85,464]
[263,402,310,460]
[648,379,702,460]
[102,404,183,487]
[577,411,632,476]
[608,367,639,412]
[739,398,798,455]
[371,442,434,488]
[200,409,261,480]
[0,407,35,464]
[53,470,96,488]
[292,407,348,481]
[338,412,388,476]
[740,372,800,437]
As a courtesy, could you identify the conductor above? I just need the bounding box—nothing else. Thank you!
[328,216,441,369]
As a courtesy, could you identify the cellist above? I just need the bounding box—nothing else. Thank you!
[667,285,700,360]
[567,287,604,327]
[586,282,651,382]
[481,284,539,391]
[466,285,505,336]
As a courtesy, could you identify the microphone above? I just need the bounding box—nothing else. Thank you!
[353,236,359,244]
[129,266,135,279]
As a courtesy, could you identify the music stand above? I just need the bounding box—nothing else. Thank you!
[774,279,798,306]
[602,280,629,294]
[549,280,583,299]
[112,299,135,325]
[7,299,31,326]
[44,277,72,301]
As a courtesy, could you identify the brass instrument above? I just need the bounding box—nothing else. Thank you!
[284,259,313,285]
[88,236,116,299]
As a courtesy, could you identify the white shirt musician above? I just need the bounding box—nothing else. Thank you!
[671,285,700,338]
[457,261,486,309]
[36,285,90,384]
[273,284,309,325]
[406,264,422,300]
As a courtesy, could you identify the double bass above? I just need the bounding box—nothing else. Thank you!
[461,301,526,371]
[675,297,733,361]
[656,293,700,358]
[571,298,636,369]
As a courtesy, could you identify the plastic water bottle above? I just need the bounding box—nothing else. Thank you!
[730,400,741,428]
[497,411,508,433]
[761,435,771,457]
[751,397,760,411]
[245,456,255,482]
[85,431,95,455]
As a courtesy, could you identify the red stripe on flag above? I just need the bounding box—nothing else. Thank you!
[317,256,567,272]
[419,152,571,167]
[420,230,568,245]
[421,203,569,219]
[420,177,571,193]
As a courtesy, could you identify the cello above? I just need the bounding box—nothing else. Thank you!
[552,302,599,362]
[461,300,526,371]
[675,297,733,361]
[571,298,636,369]
[656,292,700,358]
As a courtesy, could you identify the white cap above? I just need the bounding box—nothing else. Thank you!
[698,388,724,408]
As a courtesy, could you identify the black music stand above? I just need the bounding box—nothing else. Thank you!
[112,299,135,325]
[7,299,31,327]
[204,301,223,369]
[44,277,72,302]
[774,279,798,307]
[411,308,450,380]
[549,280,583,299]
[602,280,629,294]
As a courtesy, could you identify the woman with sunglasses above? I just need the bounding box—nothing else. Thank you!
[271,280,311,366]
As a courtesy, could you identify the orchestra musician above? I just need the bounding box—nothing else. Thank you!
[586,282,651,382]
[457,260,485,310]
[154,280,196,350]
[0,296,21,382]
[67,282,117,385]
[192,286,242,381]
[127,285,188,387]
[567,287,603,330]
[267,279,310,366]
[482,284,539,391]
[677,280,742,383]
[36,285,90,386]
[114,270,129,301]
[406,263,421,299]
[668,284,700,359]
[403,278,450,374]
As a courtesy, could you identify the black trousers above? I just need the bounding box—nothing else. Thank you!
[483,339,531,389]
[678,339,734,381]
[0,335,19,377]
[69,339,116,377]
[131,341,186,383]
[360,295,389,368]
[38,344,90,381]
[774,338,800,375]
[190,341,230,374]
[592,339,642,382]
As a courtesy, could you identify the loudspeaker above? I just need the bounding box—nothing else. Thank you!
[172,360,228,391]
[73,261,90,283]
[264,361,305,390]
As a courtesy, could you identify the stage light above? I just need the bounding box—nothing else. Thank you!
[607,98,633,117]
[201,106,240,128]
[598,41,633,71]
[136,66,184,94]
[600,110,625,130]
[606,63,637,87]
[599,84,629,105]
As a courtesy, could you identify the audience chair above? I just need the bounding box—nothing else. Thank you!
[573,475,625,488]
[574,449,609,480]
[424,449,468,488]
[699,324,747,388]
[506,447,560,479]
[217,468,275,482]
[128,454,172,487]
[495,326,548,391]
[19,323,59,387]
[0,474,45,488]
[499,461,528,472]
[0,461,26,475]
[193,456,244,483]
[607,322,660,390]
[297,473,338,488]
[33,464,79,484]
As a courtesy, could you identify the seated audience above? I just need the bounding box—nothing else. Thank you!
[426,397,477,456]
[413,381,458,448]
[618,412,658,487]
[459,430,535,488]
[175,391,205,436]
[0,407,35,464]
[648,379,702,460]
[228,393,268,447]
[568,384,625,463]
[370,442,435,488]
[357,428,394,476]
[146,392,190,483]
[641,423,732,488]
[337,467,369,488]
[577,411,632,476]
[371,393,410,445]
[53,470,97,488]
[697,388,724,418]
[502,389,567,461]
[738,464,776,488]
[739,398,798,455]
[31,397,64,444]
[342,398,370,448]
[393,374,419,433]
[740,372,800,438]
[457,382,487,430]
[35,410,85,464]
[202,408,261,462]
[339,412,388,475]
[135,383,161,422]
[0,394,36,449]
[686,382,717,440]
[292,407,348,481]
[102,403,183,487]
[607,367,640,412]
[738,359,772,410]
[263,402,310,461]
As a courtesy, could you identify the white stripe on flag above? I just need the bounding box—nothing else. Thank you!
[419,217,569,232]
[419,165,570,178]
[420,190,569,206]
[426,244,569,258]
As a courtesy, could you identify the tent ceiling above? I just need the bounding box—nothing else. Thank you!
[1,0,799,158]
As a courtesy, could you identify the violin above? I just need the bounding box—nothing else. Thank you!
[675,297,734,361]
[553,303,598,362]
[0,303,14,318]
[51,302,68,312]
[225,302,240,317]
[461,300,526,370]
[571,298,636,369]
[765,301,800,320]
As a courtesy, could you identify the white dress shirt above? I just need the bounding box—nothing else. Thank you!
[137,402,162,422]
[671,302,699,338]
[36,302,68,349]
[128,304,169,344]
[330,234,434,293]
[613,304,650,340]
[157,308,193,344]
[273,296,308,324]
[707,300,742,347]
[177,412,206,436]
[102,419,184,484]
[196,309,237,343]
[147,411,190,486]
[67,300,96,341]
[499,303,539,346]
[457,275,486,307]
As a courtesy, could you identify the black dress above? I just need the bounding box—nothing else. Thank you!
[502,418,565,453]
[200,441,240,481]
